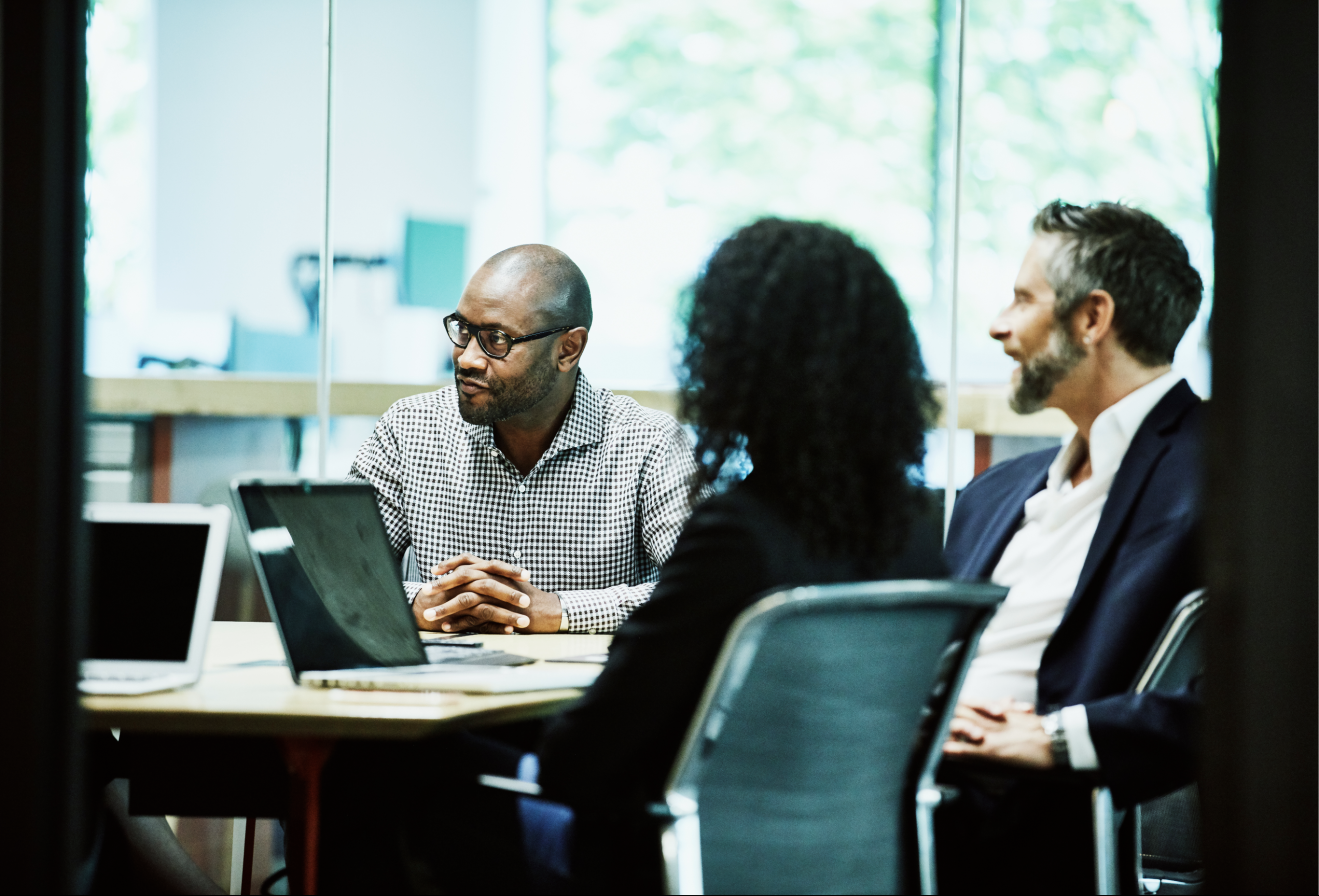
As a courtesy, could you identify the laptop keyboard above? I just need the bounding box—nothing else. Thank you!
[422,644,536,667]
[90,670,170,681]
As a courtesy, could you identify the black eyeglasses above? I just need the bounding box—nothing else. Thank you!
[443,314,571,360]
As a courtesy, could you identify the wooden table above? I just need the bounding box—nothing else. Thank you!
[83,622,610,894]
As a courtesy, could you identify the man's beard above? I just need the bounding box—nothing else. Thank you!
[1009,326,1086,414]
[456,356,559,425]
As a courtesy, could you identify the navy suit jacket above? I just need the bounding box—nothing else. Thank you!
[945,379,1203,804]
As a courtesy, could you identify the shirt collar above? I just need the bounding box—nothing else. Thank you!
[461,369,604,458]
[1048,371,1183,490]
[545,370,605,456]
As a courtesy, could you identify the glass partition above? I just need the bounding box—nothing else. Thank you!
[956,0,1218,392]
[85,0,1219,490]
[548,0,941,389]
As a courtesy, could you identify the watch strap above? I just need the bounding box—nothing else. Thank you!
[1043,711,1071,769]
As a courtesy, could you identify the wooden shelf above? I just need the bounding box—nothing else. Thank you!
[88,376,1072,437]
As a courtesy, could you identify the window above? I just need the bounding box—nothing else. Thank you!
[84,1,1219,489]
[549,0,939,388]
[547,0,1218,395]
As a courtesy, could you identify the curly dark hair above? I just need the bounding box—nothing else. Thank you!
[679,217,937,562]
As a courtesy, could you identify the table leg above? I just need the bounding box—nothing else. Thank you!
[151,415,172,503]
[242,817,256,895]
[229,816,259,895]
[281,738,336,895]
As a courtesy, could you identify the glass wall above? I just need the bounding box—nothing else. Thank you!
[548,0,940,388]
[85,0,491,385]
[546,0,1217,395]
[955,0,1218,390]
[85,0,1219,488]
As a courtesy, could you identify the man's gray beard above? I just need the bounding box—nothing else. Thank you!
[1009,327,1086,414]
[456,356,559,425]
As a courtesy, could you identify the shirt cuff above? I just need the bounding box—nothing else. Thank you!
[556,583,655,633]
[1060,703,1100,770]
[556,590,613,633]
[403,581,424,605]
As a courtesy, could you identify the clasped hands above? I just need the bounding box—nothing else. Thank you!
[942,699,1053,768]
[411,553,563,634]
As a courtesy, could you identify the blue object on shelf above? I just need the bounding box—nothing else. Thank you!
[228,319,318,375]
[402,219,466,309]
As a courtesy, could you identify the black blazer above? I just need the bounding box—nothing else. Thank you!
[538,474,946,891]
[945,379,1204,804]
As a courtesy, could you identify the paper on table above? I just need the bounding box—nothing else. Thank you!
[301,661,601,694]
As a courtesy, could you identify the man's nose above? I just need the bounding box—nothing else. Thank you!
[988,309,1012,343]
[457,338,488,370]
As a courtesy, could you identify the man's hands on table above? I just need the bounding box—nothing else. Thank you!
[943,700,1053,769]
[411,553,565,634]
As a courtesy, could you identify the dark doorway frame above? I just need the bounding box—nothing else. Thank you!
[1205,3,1319,891]
[0,1,91,890]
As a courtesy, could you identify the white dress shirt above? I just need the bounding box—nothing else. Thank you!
[959,371,1183,768]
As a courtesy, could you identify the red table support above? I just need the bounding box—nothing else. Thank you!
[240,817,256,895]
[281,737,337,895]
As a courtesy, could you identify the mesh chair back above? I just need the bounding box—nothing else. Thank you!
[1135,589,1206,695]
[664,581,1005,895]
[1134,590,1207,891]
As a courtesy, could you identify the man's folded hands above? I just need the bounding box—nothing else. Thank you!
[943,699,1053,768]
[412,553,565,634]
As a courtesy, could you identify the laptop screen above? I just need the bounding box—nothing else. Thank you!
[87,520,211,662]
[235,483,427,674]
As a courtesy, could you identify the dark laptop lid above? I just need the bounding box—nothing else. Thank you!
[232,480,426,678]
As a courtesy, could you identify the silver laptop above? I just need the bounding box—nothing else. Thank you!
[231,477,602,693]
[79,502,230,695]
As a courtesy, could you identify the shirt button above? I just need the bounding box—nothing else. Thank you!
[513,549,522,560]
[488,448,498,456]
[518,484,526,493]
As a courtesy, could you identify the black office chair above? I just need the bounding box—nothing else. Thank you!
[650,580,1007,895]
[1095,589,1206,895]
[1134,592,1205,895]
[1138,786,1202,895]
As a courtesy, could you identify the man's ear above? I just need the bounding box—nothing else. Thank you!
[1074,289,1116,346]
[556,327,589,371]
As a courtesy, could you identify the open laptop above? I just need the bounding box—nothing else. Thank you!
[80,502,230,695]
[230,478,603,693]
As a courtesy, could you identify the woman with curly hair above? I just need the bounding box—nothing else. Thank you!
[532,217,948,891]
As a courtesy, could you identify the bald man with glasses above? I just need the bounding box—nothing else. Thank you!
[348,244,697,634]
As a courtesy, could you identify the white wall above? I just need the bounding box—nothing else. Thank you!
[469,0,548,272]
[154,0,479,336]
[334,0,479,255]
[156,0,321,332]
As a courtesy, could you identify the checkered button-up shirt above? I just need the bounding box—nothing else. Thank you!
[347,372,697,632]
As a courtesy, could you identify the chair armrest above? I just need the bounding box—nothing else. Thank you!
[917,783,961,808]
[477,774,542,796]
[648,791,699,820]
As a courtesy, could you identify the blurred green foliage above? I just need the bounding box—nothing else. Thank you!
[567,0,936,223]
[953,0,1218,378]
[549,0,941,370]
[550,0,1217,384]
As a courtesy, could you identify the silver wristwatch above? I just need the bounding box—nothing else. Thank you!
[1042,711,1071,769]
